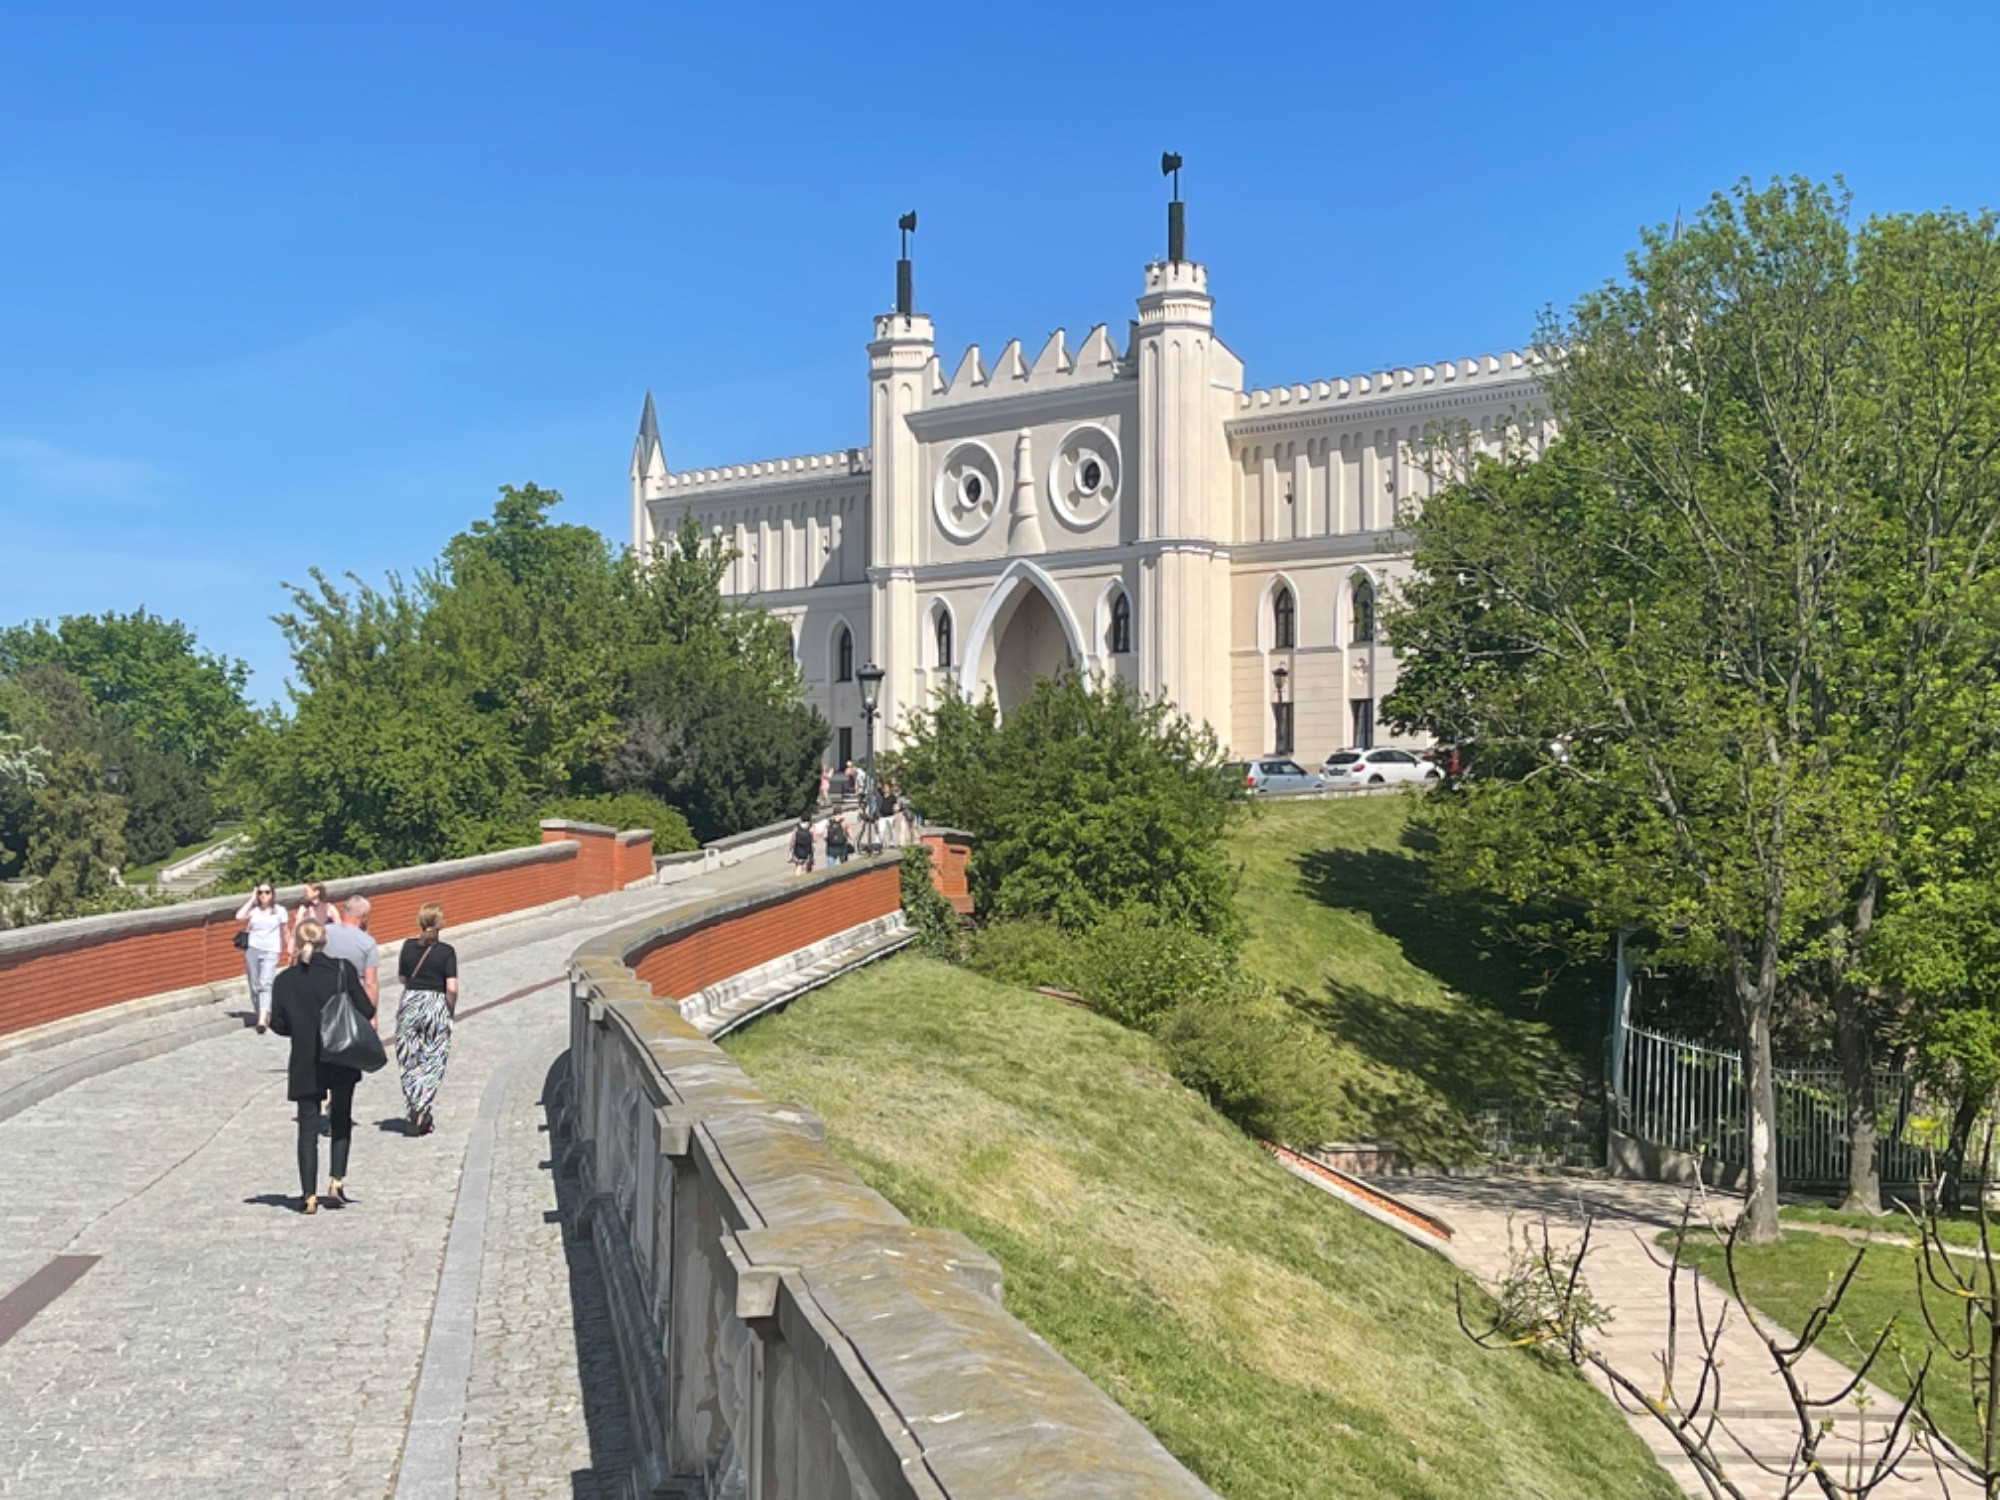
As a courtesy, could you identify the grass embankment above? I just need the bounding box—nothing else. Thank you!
[723,959,1678,1500]
[1229,795,1599,1163]
[1676,1213,1999,1452]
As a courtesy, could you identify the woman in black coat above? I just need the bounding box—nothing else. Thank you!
[270,919,376,1214]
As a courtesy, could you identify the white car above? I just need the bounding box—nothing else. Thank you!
[1320,747,1440,788]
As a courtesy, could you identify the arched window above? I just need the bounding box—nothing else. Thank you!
[1109,589,1132,655]
[836,625,854,682]
[934,609,954,670]
[1351,578,1376,645]
[1272,584,1296,650]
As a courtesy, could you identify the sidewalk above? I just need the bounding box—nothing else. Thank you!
[0,852,787,1499]
[1386,1176,1946,1500]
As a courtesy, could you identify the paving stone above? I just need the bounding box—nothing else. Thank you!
[1386,1176,1948,1500]
[0,853,786,1499]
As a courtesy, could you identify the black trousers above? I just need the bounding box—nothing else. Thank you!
[296,1081,355,1197]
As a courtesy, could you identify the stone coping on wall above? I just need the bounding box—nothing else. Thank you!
[567,859,1217,1498]
[0,839,578,961]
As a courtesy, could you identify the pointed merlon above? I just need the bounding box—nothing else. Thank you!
[950,344,986,392]
[990,339,1027,384]
[1074,325,1117,372]
[1030,329,1070,378]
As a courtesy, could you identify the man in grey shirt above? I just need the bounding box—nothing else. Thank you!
[322,894,380,1017]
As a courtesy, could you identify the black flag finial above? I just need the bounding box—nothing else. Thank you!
[896,211,918,315]
[1161,153,1186,262]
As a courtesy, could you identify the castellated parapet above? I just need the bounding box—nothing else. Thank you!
[1234,348,1547,416]
[663,447,873,494]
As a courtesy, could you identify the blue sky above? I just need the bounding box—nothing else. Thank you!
[3,2,1997,700]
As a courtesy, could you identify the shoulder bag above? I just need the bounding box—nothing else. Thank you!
[320,958,388,1073]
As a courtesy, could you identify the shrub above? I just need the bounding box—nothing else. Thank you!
[898,845,962,960]
[888,674,1243,935]
[1068,908,1237,1028]
[538,791,696,853]
[963,919,1083,990]
[1155,983,1346,1149]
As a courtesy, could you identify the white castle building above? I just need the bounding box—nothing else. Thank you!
[631,195,1545,768]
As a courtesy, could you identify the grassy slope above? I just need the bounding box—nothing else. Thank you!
[724,959,1678,1500]
[1229,794,1601,1163]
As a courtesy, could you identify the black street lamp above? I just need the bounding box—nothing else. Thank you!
[856,662,885,853]
[104,764,125,794]
[1270,665,1293,756]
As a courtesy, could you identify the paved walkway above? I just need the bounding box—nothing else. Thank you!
[1386,1176,1949,1499]
[0,853,787,1499]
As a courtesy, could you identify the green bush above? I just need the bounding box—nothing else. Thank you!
[963,919,1083,990]
[539,792,696,853]
[1068,908,1237,1028]
[1155,983,1345,1149]
[898,845,962,960]
[888,674,1243,935]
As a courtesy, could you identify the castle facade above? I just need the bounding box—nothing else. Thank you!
[631,221,1544,768]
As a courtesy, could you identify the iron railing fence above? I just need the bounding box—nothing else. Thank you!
[1616,1023,1958,1186]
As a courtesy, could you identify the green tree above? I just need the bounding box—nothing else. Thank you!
[427,483,629,798]
[0,608,252,775]
[607,646,826,842]
[1386,179,2000,1238]
[24,746,126,914]
[888,673,1242,936]
[237,678,528,879]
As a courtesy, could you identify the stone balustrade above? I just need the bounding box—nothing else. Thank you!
[563,858,1216,1500]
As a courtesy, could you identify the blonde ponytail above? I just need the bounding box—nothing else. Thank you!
[295,919,326,965]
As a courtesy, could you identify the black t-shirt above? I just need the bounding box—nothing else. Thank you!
[399,939,458,991]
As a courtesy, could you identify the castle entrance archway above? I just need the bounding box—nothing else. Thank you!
[961,561,1085,715]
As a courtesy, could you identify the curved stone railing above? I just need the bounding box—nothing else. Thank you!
[564,858,1215,1500]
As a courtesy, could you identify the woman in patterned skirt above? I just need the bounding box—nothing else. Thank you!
[394,901,459,1135]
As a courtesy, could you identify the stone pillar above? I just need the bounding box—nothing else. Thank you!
[1131,259,1238,736]
[866,309,935,748]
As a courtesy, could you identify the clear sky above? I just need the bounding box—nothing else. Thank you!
[3,1,1997,699]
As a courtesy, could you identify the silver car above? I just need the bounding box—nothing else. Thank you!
[1234,757,1323,794]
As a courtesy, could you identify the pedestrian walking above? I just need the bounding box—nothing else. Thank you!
[789,814,815,875]
[321,894,379,1006]
[817,763,831,805]
[269,919,374,1214]
[292,879,338,938]
[394,902,459,1136]
[234,882,290,1033]
[825,815,851,866]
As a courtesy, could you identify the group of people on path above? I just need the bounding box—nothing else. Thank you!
[235,881,461,1213]
[792,764,916,876]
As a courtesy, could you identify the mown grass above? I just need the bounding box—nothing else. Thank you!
[1228,795,1600,1163]
[1674,1228,1987,1453]
[723,958,1679,1500]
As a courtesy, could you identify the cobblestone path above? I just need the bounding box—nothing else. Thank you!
[0,856,783,1499]
[1386,1176,1947,1500]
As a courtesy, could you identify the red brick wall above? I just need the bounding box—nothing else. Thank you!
[921,832,975,914]
[0,824,644,1038]
[542,820,619,896]
[615,830,653,889]
[630,864,900,1001]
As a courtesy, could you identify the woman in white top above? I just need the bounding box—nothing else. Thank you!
[235,883,292,1034]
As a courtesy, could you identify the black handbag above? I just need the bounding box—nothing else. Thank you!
[232,930,251,951]
[319,960,388,1073]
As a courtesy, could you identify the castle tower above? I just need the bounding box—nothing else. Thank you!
[630,391,667,554]
[1128,184,1241,732]
[865,219,934,746]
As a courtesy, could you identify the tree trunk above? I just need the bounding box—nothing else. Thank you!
[1836,874,1884,1215]
[1836,992,1881,1214]
[1740,1002,1783,1242]
[1942,1092,1981,1216]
